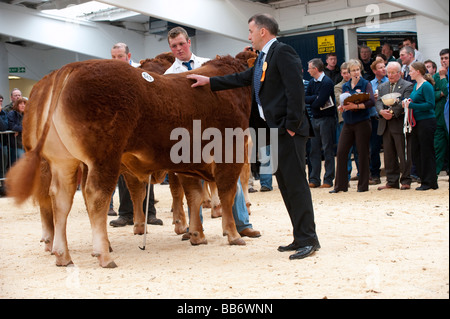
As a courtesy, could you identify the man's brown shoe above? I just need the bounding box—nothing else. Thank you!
[400,184,411,190]
[309,183,319,188]
[319,183,332,188]
[377,184,399,190]
[239,228,261,238]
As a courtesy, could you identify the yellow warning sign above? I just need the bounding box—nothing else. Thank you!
[317,35,335,54]
[366,40,380,52]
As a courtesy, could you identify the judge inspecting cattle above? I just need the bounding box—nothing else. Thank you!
[0,8,448,300]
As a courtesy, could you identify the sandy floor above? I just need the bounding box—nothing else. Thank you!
[0,168,448,299]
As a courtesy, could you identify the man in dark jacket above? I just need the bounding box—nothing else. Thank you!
[305,58,337,188]
[187,13,320,260]
[324,53,343,84]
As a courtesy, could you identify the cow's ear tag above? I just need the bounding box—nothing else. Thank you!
[142,72,154,82]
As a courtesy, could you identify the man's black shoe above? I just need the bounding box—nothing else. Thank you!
[277,242,301,252]
[110,216,133,227]
[147,216,163,225]
[289,244,320,260]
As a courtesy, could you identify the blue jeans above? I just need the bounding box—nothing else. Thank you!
[233,178,253,232]
[259,145,273,190]
[309,116,336,186]
[188,178,252,233]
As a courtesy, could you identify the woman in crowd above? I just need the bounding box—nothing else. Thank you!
[331,59,375,193]
[403,62,438,190]
[7,97,26,165]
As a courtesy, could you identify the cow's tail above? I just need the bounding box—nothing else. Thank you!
[6,66,74,205]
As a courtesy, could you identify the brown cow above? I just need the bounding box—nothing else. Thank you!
[6,55,252,268]
[141,52,254,234]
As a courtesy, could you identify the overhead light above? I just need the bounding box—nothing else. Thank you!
[9,76,21,80]
[42,1,116,21]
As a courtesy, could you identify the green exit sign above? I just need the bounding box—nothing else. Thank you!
[9,67,26,73]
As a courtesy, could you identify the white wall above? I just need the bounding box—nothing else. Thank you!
[415,14,449,66]
[193,31,249,59]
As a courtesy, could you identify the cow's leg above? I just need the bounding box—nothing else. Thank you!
[83,164,118,268]
[122,171,147,235]
[37,160,54,252]
[243,136,253,214]
[169,173,188,235]
[201,182,211,208]
[48,160,80,267]
[216,167,245,246]
[179,176,207,245]
[208,182,222,218]
[39,200,54,252]
[240,163,251,215]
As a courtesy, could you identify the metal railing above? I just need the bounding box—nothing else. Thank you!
[1,130,20,182]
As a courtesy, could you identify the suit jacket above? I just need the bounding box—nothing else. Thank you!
[376,78,413,135]
[210,41,311,138]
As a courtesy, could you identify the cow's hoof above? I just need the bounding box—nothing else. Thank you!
[202,200,212,209]
[53,250,73,266]
[190,231,207,245]
[174,220,188,235]
[102,261,118,268]
[230,238,246,246]
[56,260,74,267]
[133,223,145,235]
[40,238,53,253]
[211,205,222,218]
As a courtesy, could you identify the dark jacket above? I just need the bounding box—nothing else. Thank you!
[375,78,413,135]
[0,110,8,132]
[7,110,23,149]
[210,40,310,137]
[341,77,375,125]
[324,66,343,85]
[304,74,336,119]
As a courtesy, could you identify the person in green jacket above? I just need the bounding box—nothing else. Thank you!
[433,48,449,175]
[403,62,438,190]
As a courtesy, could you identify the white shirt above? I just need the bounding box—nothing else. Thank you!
[130,59,140,68]
[414,49,424,63]
[164,53,210,74]
[314,72,325,82]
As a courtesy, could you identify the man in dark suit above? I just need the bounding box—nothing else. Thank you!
[187,13,320,260]
[305,58,337,189]
[376,61,414,190]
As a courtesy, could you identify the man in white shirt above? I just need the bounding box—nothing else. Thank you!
[164,27,210,75]
[164,27,260,239]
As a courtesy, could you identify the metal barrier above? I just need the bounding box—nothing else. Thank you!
[1,130,20,182]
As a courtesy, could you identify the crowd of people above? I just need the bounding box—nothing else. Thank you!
[301,43,449,193]
[0,88,26,196]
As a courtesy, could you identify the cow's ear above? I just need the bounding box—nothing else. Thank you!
[247,57,256,68]
[139,59,145,65]
[216,55,221,59]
